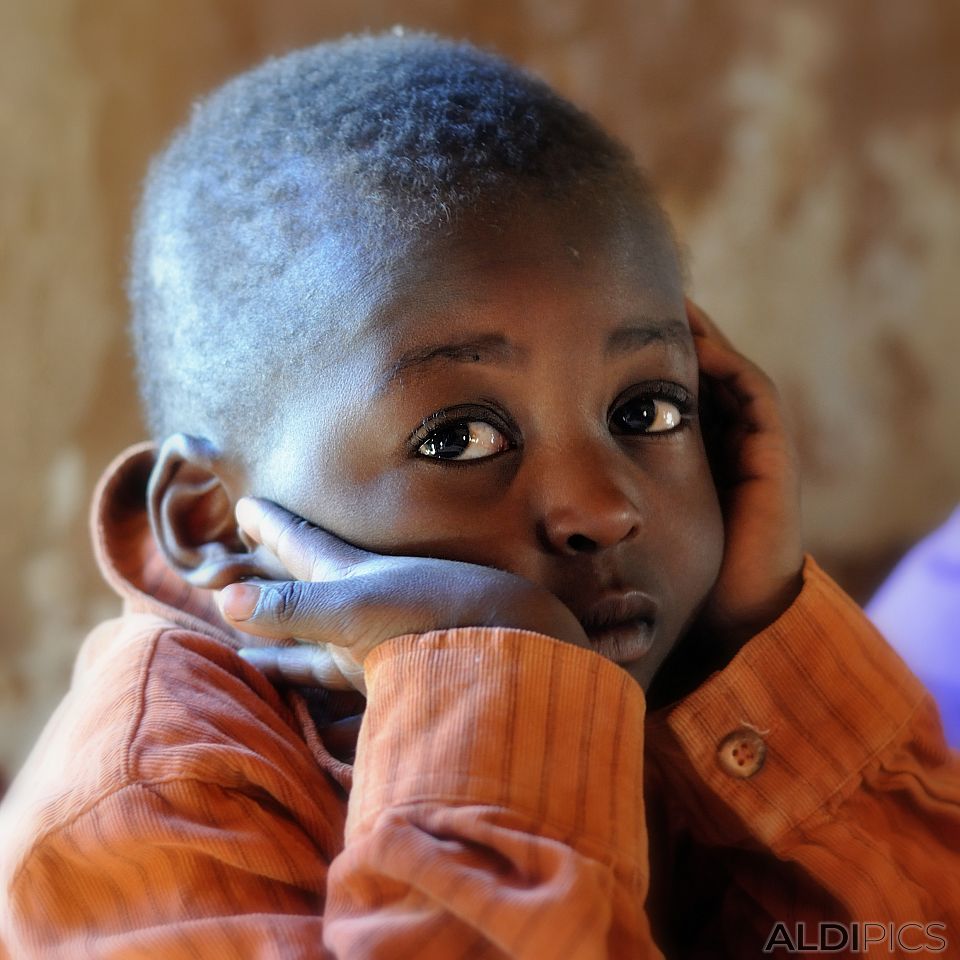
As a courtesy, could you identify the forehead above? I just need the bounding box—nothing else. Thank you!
[352,193,689,370]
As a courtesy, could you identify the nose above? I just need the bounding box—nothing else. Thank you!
[534,444,643,556]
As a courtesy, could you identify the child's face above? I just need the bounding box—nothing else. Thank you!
[246,195,724,688]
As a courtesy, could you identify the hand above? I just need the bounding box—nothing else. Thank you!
[648,301,803,707]
[218,498,590,695]
[689,299,804,640]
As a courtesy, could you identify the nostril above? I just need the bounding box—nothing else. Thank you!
[567,533,597,553]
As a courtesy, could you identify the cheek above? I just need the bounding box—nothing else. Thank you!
[641,440,723,609]
[304,468,518,563]
[672,466,724,599]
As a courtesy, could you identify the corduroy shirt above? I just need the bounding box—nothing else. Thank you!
[1,445,958,958]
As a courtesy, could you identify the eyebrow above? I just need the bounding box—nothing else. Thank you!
[606,318,693,356]
[381,334,524,388]
[380,317,692,389]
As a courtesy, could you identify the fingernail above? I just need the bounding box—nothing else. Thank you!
[237,648,267,665]
[219,583,260,621]
[235,497,259,529]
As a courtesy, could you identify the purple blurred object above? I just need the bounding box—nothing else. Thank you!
[866,506,960,749]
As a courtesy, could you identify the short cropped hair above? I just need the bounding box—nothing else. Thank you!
[129,31,671,445]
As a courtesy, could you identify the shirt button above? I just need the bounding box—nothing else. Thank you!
[717,728,767,778]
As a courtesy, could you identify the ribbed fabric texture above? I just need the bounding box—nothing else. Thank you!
[0,444,958,959]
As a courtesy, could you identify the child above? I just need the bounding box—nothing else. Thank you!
[1,32,957,959]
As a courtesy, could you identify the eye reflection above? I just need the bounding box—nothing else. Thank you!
[417,420,511,461]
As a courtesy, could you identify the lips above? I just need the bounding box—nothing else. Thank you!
[576,592,657,666]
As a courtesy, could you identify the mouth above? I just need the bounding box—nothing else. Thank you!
[577,592,657,666]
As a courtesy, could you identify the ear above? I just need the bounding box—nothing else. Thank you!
[147,433,264,590]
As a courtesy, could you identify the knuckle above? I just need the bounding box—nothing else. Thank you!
[337,556,371,580]
[274,515,308,554]
[258,580,307,627]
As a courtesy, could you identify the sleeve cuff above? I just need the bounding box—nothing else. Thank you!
[348,628,647,863]
[645,556,933,846]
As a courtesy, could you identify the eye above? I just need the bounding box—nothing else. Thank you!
[609,384,691,435]
[417,420,512,461]
[611,397,681,434]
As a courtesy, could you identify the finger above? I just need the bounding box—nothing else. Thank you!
[686,298,783,427]
[320,714,365,759]
[236,498,364,582]
[217,577,358,643]
[237,644,357,690]
[685,298,735,350]
[694,334,784,437]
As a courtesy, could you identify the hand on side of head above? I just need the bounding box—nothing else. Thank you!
[216,498,591,696]
[687,299,804,646]
[648,301,803,709]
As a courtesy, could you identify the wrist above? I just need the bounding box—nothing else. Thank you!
[719,567,805,649]
[647,566,805,710]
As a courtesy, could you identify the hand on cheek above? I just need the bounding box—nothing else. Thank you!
[687,299,804,649]
[217,498,590,696]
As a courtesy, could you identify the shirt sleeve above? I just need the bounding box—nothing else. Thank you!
[324,628,659,959]
[1,626,663,960]
[644,556,960,956]
[0,626,340,960]
[2,781,330,959]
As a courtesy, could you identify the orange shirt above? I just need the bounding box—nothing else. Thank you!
[1,445,958,958]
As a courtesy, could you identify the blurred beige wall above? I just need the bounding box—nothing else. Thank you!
[2,0,959,786]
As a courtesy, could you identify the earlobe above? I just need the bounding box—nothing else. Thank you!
[147,434,263,589]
